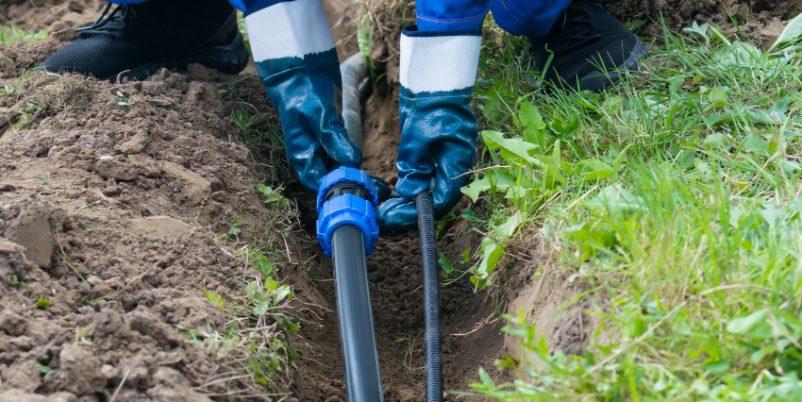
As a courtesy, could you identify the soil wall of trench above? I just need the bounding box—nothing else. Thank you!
[3,1,800,401]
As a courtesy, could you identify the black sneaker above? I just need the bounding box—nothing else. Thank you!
[41,0,249,81]
[529,0,647,92]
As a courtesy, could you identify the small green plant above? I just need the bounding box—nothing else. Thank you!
[84,224,102,233]
[255,183,299,262]
[35,362,53,374]
[115,91,132,107]
[9,101,49,132]
[230,106,278,152]
[468,212,521,289]
[0,25,46,45]
[229,106,288,183]
[244,277,293,316]
[248,248,277,278]
[203,289,226,309]
[35,297,52,310]
[257,183,289,210]
[2,83,20,97]
[198,218,299,396]
[38,171,52,183]
[438,254,455,276]
[227,219,241,239]
[74,326,90,345]
[205,247,298,392]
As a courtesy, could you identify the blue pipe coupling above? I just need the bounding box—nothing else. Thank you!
[316,167,380,256]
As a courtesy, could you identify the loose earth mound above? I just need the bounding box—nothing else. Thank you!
[0,51,299,401]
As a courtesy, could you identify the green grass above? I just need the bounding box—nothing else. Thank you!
[466,21,802,401]
[230,103,289,185]
[0,24,46,45]
[190,185,300,397]
[199,246,298,393]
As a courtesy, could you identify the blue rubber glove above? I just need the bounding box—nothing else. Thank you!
[243,0,361,191]
[378,28,482,235]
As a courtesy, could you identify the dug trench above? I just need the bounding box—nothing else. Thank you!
[253,0,802,396]
[12,0,796,399]
[0,1,579,401]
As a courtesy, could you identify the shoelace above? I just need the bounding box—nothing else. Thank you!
[76,3,132,36]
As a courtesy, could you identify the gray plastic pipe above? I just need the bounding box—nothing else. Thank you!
[336,54,444,401]
[330,54,383,401]
[332,225,383,401]
[340,53,369,147]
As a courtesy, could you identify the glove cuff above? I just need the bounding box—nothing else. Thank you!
[245,0,338,81]
[400,26,482,95]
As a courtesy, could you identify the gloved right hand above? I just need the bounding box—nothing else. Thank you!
[242,0,361,191]
[378,27,483,236]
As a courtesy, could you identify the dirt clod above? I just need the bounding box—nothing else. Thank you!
[2,203,54,268]
[52,345,104,395]
[114,132,150,155]
[129,216,193,239]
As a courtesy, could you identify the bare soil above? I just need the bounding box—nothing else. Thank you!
[0,62,294,400]
[613,0,802,45]
[0,0,102,35]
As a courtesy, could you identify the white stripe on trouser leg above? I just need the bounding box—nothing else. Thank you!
[400,33,482,93]
[245,0,335,62]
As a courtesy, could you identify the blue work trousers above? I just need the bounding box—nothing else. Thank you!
[107,0,571,37]
[416,0,571,36]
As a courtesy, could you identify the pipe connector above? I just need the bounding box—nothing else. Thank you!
[316,167,380,256]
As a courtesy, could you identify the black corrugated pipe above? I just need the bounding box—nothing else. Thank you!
[416,191,443,402]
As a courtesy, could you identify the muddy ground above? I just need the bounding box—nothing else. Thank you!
[1,0,799,401]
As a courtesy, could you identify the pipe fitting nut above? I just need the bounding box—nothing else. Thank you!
[316,167,380,256]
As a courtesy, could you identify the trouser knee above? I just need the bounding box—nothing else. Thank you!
[490,0,572,36]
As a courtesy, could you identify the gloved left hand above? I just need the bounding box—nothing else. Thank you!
[378,28,483,235]
[242,0,361,191]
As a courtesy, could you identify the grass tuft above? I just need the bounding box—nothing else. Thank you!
[190,185,301,398]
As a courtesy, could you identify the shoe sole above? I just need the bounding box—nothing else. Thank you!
[110,30,250,82]
[576,40,648,92]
